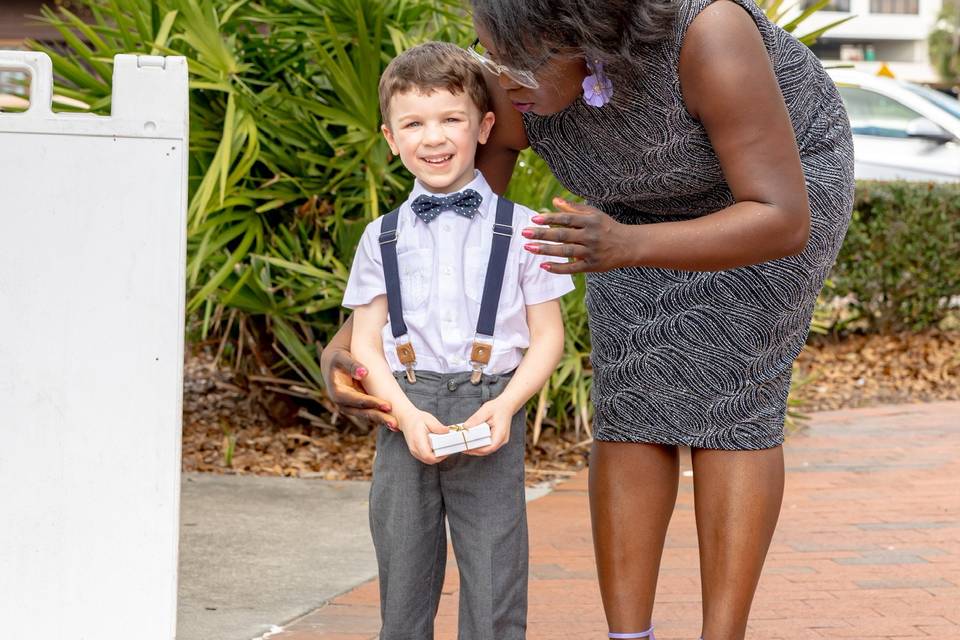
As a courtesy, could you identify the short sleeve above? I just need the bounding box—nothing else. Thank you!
[515,205,576,306]
[342,217,386,309]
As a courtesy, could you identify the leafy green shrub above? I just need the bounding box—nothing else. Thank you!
[830,181,960,333]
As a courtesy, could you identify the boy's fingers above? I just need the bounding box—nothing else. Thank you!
[461,413,488,428]
[425,421,450,434]
[466,444,496,456]
[420,450,443,465]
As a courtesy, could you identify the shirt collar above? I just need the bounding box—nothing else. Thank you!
[405,170,494,225]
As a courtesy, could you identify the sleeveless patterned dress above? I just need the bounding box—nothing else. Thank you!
[521,0,855,449]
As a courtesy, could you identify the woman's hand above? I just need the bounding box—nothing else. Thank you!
[320,340,398,431]
[521,197,636,274]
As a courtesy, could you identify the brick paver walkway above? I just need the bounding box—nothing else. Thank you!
[273,402,960,639]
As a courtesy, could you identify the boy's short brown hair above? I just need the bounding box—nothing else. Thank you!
[379,41,493,125]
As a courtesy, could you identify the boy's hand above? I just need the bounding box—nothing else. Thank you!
[462,399,515,456]
[398,409,450,465]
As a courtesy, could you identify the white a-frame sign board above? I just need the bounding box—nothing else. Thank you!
[0,51,187,639]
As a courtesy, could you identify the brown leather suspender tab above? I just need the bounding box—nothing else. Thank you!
[469,341,492,384]
[396,342,417,383]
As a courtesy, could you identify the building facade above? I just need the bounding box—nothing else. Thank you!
[800,0,945,82]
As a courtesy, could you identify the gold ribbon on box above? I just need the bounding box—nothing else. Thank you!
[449,423,469,447]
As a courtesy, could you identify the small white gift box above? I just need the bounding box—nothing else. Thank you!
[429,422,492,456]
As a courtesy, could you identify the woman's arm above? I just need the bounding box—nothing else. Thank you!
[463,298,565,455]
[522,1,811,273]
[320,314,397,429]
[475,72,529,195]
[349,298,420,422]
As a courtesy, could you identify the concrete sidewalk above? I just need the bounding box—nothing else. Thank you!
[267,402,960,640]
[176,472,553,640]
[176,475,377,640]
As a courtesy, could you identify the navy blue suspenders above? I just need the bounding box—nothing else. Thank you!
[378,196,515,384]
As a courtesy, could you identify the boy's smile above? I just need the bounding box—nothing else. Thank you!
[382,88,495,194]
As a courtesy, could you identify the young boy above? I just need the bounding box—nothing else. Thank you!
[342,42,573,639]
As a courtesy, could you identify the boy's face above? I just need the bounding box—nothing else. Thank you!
[382,87,495,194]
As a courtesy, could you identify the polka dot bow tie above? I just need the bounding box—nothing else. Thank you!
[410,189,483,223]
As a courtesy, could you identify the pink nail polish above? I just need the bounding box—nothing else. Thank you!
[355,366,368,378]
[532,215,545,224]
[521,229,534,239]
[540,263,551,271]
[524,243,540,253]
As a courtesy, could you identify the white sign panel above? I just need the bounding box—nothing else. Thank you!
[0,51,187,640]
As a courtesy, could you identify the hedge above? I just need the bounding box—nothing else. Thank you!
[830,180,960,333]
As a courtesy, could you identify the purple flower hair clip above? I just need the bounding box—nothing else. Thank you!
[582,59,613,107]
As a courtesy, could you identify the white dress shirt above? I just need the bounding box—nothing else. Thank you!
[342,170,575,375]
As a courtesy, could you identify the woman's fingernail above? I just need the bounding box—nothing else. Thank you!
[521,229,534,239]
[380,404,391,412]
[354,366,368,378]
[540,263,552,271]
[531,215,545,224]
[555,197,567,205]
[524,243,540,253]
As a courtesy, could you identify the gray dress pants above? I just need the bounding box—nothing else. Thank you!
[370,370,528,640]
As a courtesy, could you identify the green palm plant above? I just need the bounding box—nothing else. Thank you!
[31,0,471,401]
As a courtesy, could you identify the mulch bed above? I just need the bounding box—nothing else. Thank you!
[182,331,959,482]
[181,350,590,482]
[793,330,960,411]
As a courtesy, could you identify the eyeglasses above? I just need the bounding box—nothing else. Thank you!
[466,39,540,90]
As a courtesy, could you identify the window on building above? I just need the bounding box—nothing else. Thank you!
[869,0,919,13]
[838,86,925,137]
[803,0,850,10]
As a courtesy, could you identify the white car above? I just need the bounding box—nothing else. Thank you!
[827,68,960,182]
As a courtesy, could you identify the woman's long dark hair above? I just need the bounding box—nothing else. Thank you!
[471,0,678,69]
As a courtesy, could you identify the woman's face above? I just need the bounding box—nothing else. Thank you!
[474,20,589,116]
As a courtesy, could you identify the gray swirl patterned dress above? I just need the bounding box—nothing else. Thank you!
[521,0,855,450]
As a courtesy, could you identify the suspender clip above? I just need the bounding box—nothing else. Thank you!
[469,338,492,385]
[396,338,417,384]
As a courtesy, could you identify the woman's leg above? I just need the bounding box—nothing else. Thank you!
[590,441,680,633]
[691,446,784,640]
